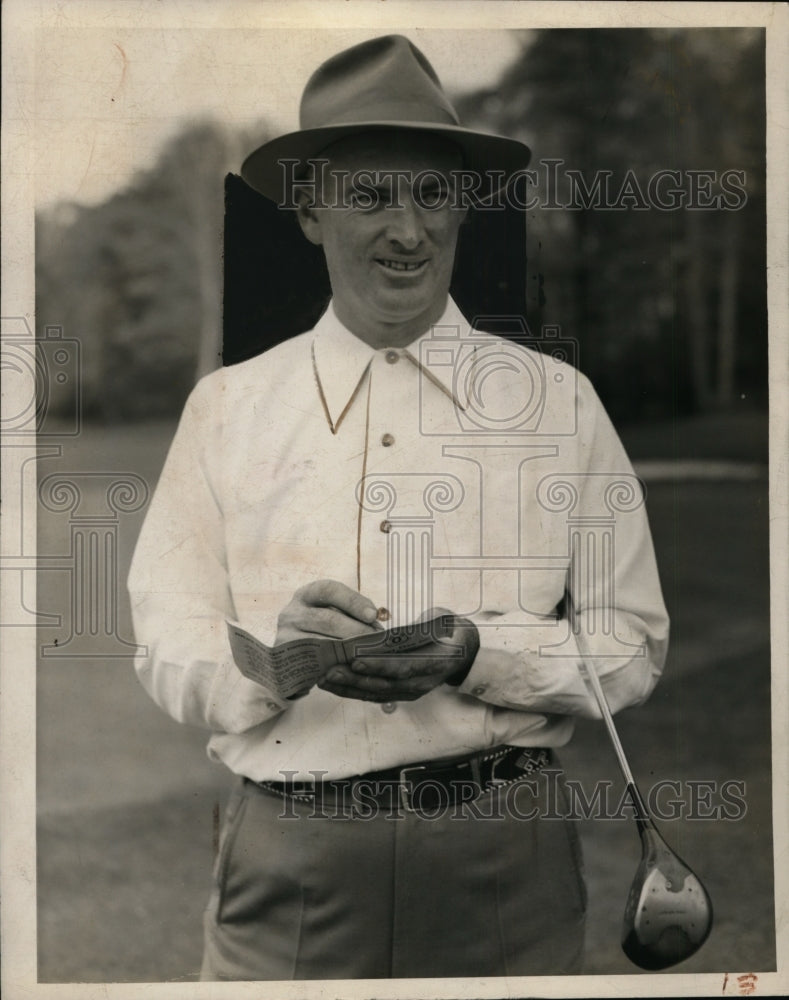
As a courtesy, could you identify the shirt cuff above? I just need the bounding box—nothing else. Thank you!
[453,628,592,716]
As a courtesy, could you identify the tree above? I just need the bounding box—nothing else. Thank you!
[36,118,268,420]
[456,28,766,420]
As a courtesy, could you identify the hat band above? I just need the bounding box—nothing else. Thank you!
[303,100,460,130]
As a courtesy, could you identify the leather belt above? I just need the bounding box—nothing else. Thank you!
[254,745,553,814]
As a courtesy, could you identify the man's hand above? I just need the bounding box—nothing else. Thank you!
[318,609,480,703]
[275,579,381,645]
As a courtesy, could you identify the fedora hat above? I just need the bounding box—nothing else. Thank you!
[241,34,531,204]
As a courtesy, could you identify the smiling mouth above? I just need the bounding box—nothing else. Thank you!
[376,258,428,272]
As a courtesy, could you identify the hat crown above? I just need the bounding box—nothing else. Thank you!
[299,34,460,130]
[241,34,530,203]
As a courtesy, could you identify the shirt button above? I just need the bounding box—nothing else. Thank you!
[381,433,395,447]
[376,607,391,622]
[385,350,399,364]
[381,701,397,713]
[266,701,280,712]
[380,520,392,533]
[471,685,487,697]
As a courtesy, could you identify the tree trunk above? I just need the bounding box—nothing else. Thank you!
[684,206,712,412]
[716,210,740,408]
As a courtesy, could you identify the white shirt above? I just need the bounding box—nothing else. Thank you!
[128,297,669,781]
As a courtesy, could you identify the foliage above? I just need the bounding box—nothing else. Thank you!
[35,29,766,422]
[457,28,767,421]
[36,120,255,420]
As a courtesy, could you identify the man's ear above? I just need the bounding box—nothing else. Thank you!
[295,191,324,246]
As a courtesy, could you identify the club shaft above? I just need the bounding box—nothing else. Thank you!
[580,659,650,824]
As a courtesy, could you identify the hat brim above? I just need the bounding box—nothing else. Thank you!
[241,122,531,205]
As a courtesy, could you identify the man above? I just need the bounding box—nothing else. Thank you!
[128,35,669,980]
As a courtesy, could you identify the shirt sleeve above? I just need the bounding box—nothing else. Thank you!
[127,376,289,733]
[456,374,670,720]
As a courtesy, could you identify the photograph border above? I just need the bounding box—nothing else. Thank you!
[2,2,787,998]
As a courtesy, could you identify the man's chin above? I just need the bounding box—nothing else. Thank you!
[334,290,450,345]
[371,289,445,326]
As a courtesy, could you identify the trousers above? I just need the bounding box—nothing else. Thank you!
[201,764,587,980]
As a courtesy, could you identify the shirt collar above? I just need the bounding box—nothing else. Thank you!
[311,297,469,434]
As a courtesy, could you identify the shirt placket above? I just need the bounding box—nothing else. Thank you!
[357,348,435,631]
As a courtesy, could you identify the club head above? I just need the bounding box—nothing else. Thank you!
[621,825,713,970]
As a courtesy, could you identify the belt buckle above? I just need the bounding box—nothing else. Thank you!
[488,747,514,786]
[398,764,427,814]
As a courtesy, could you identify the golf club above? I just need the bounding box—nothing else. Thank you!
[578,657,713,970]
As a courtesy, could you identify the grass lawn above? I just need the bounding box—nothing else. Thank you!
[36,412,775,982]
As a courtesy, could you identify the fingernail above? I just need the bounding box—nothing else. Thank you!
[361,606,377,623]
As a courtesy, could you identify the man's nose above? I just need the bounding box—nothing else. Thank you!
[384,198,424,249]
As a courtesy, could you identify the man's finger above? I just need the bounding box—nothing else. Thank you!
[349,647,463,678]
[291,605,377,641]
[317,676,394,701]
[317,678,425,703]
[323,667,397,693]
[297,579,379,626]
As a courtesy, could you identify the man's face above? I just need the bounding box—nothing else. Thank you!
[297,132,466,347]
